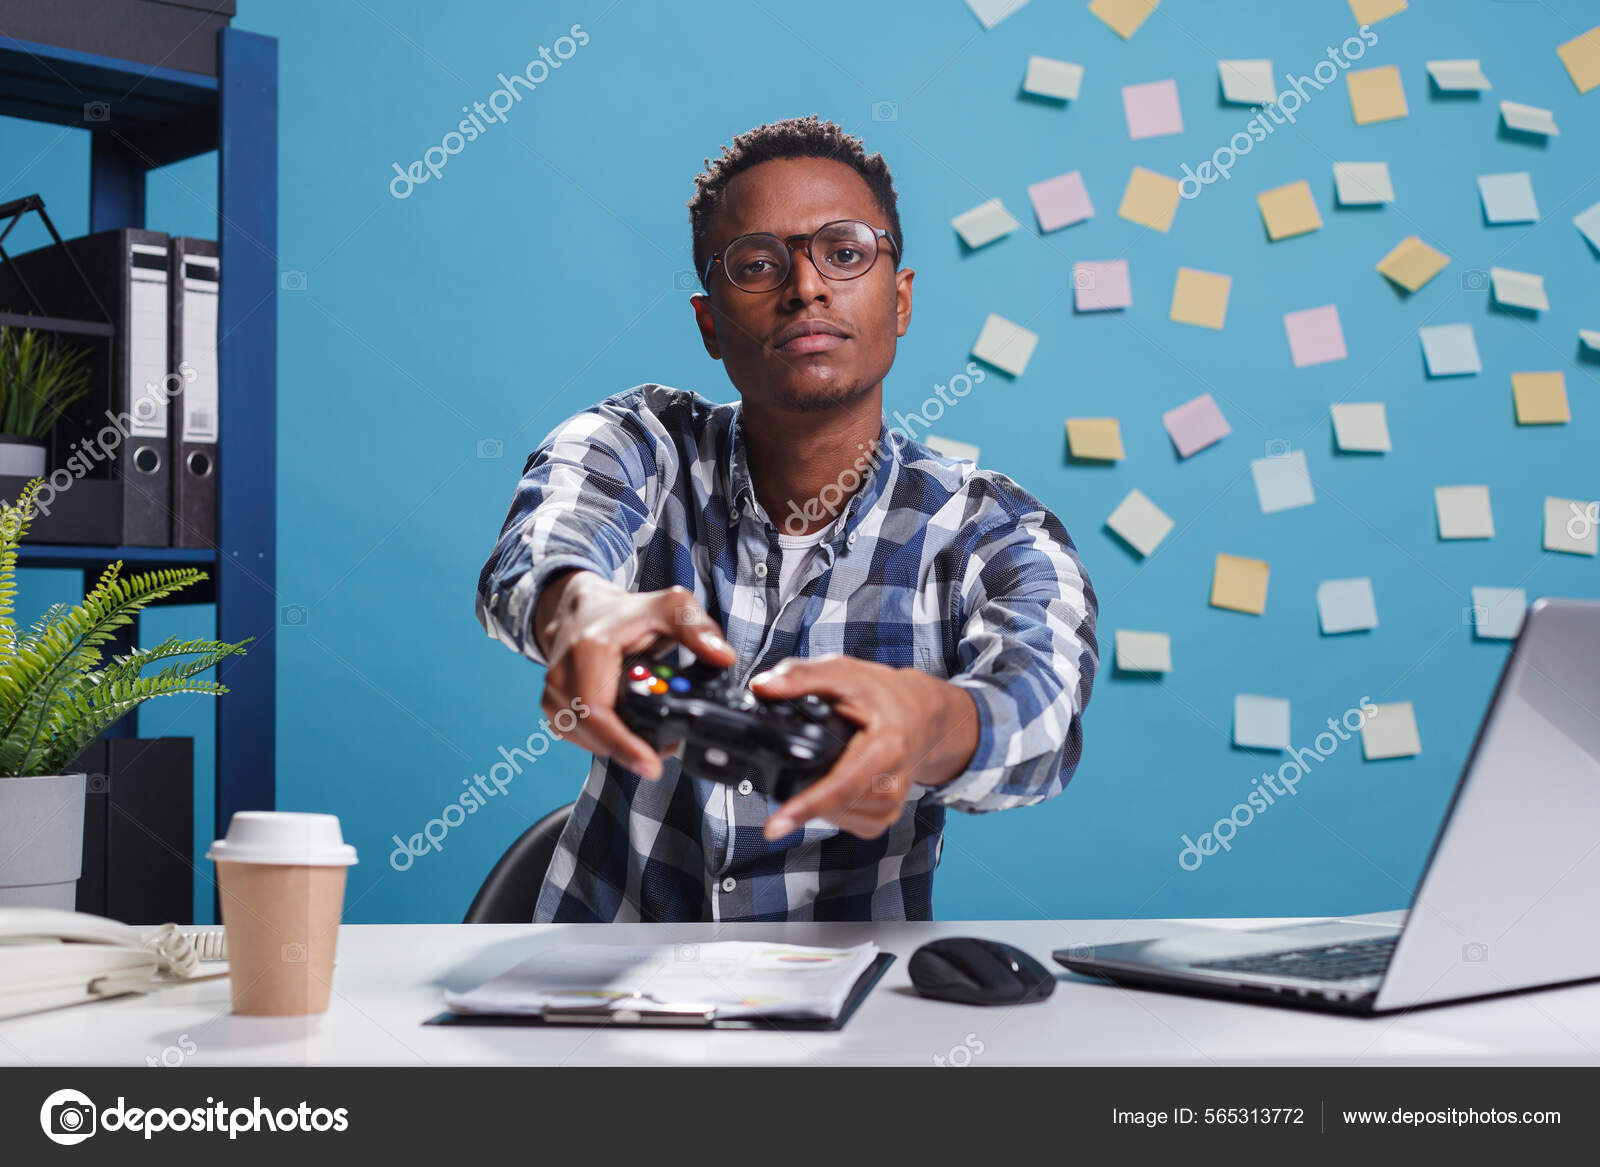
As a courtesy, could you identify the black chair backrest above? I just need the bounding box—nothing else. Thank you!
[463,802,574,923]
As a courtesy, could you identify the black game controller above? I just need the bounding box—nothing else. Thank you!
[616,655,856,801]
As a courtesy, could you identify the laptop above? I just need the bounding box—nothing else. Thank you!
[1055,597,1600,1014]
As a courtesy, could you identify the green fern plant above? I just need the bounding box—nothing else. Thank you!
[0,478,252,778]
[0,325,96,440]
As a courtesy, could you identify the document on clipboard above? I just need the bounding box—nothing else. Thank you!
[438,941,886,1027]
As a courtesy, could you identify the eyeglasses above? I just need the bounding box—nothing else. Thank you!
[701,218,899,293]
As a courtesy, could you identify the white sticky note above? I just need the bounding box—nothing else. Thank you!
[1251,449,1315,513]
[1418,323,1481,376]
[1501,100,1558,136]
[1491,267,1548,311]
[1427,59,1490,90]
[971,313,1038,376]
[1582,329,1600,352]
[1333,161,1394,205]
[1331,402,1391,452]
[1024,56,1083,100]
[1318,577,1379,634]
[1436,485,1494,539]
[1115,629,1171,673]
[1234,694,1291,750]
[1218,59,1276,104]
[924,435,980,462]
[952,198,1020,248]
[1362,702,1422,760]
[1106,488,1174,557]
[1545,497,1600,555]
[966,0,1029,28]
[1574,199,1600,251]
[1478,172,1539,223]
[1470,587,1526,640]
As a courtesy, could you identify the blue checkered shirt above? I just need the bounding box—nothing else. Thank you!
[475,383,1098,922]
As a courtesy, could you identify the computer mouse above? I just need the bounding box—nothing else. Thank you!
[908,937,1057,1006]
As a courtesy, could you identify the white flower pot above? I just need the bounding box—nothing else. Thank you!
[0,435,47,477]
[0,773,86,908]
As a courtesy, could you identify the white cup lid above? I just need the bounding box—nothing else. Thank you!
[206,811,358,866]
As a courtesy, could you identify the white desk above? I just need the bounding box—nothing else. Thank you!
[3,914,1598,1066]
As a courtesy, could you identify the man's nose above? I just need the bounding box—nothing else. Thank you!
[779,245,831,307]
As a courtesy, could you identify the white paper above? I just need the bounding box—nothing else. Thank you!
[1426,59,1490,90]
[1331,402,1391,452]
[1115,629,1171,673]
[972,313,1038,375]
[1490,267,1549,311]
[1025,56,1083,100]
[1333,161,1394,205]
[1106,488,1174,556]
[1218,59,1276,104]
[951,198,1020,248]
[1500,100,1558,136]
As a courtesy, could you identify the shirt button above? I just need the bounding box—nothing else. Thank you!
[754,562,767,579]
[737,779,753,795]
[847,531,857,546]
[721,876,737,893]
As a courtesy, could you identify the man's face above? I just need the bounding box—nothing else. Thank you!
[692,157,913,413]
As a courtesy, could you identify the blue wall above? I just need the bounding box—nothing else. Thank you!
[4,0,1595,924]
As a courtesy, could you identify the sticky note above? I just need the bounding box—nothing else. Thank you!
[952,198,1020,248]
[1318,577,1379,634]
[1491,267,1548,312]
[1024,56,1084,101]
[1558,24,1600,93]
[1284,305,1347,367]
[971,313,1038,376]
[1251,449,1316,514]
[1348,65,1408,124]
[1435,485,1494,539]
[1501,100,1558,136]
[1234,694,1291,750]
[1331,402,1391,452]
[1115,629,1171,672]
[1089,0,1159,39]
[1573,200,1600,251]
[1163,393,1230,458]
[1123,79,1183,139]
[1211,553,1270,615]
[1362,702,1421,760]
[1582,329,1600,352]
[1219,59,1275,105]
[966,0,1029,28]
[1333,161,1394,205]
[1513,372,1569,424]
[1545,497,1599,555]
[925,435,980,462]
[1169,267,1231,329]
[1074,260,1131,312]
[1419,323,1481,376]
[1427,59,1491,91]
[1028,170,1093,232]
[1258,180,1322,240]
[1376,236,1449,292]
[1106,488,1174,556]
[1349,0,1406,24]
[1471,587,1526,640]
[1066,417,1125,461]
[1118,166,1181,232]
[1478,172,1539,224]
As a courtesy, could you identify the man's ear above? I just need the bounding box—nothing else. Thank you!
[690,293,722,360]
[894,267,915,339]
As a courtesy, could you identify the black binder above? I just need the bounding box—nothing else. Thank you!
[167,237,219,547]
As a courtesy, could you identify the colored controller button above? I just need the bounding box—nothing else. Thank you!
[668,676,691,692]
[647,677,669,694]
[653,664,674,678]
[628,664,651,681]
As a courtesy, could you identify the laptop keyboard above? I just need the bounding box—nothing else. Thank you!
[1191,935,1398,981]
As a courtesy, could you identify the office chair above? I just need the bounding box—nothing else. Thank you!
[463,802,574,923]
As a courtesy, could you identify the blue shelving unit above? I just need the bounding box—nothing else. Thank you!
[0,29,278,852]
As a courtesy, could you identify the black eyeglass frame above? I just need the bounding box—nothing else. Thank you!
[700,218,900,291]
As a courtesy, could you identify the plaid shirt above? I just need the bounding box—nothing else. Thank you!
[475,383,1098,922]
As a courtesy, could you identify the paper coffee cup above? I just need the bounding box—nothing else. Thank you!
[206,812,358,1017]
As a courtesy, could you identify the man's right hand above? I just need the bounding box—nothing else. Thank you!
[532,570,737,778]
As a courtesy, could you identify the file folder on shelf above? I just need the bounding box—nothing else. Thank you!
[168,237,219,547]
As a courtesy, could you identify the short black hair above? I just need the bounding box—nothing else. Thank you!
[687,114,903,288]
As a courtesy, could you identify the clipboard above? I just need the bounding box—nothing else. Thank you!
[424,953,894,1031]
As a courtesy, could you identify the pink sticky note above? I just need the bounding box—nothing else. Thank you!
[1163,393,1231,458]
[1028,170,1094,232]
[1073,259,1131,311]
[1123,79,1183,140]
[1283,304,1347,367]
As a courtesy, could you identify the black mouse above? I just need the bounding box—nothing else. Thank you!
[908,937,1057,1005]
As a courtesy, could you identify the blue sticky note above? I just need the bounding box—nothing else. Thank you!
[1478,172,1539,224]
[1251,449,1315,513]
[1471,587,1526,640]
[1318,577,1379,634]
[1234,694,1291,751]
[1419,323,1481,376]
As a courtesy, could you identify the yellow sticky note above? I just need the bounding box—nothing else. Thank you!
[1170,267,1231,329]
[1257,180,1322,241]
[1118,166,1181,232]
[1066,418,1125,461]
[1558,25,1600,94]
[1088,0,1160,39]
[1348,65,1408,124]
[1513,372,1570,424]
[1349,0,1407,24]
[1376,236,1449,292]
[1211,553,1270,615]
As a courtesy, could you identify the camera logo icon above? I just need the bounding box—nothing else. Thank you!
[673,269,698,291]
[1264,437,1291,459]
[1461,269,1489,291]
[40,1088,97,1145]
[476,437,504,460]
[83,101,111,123]
[281,942,308,963]
[280,269,308,292]
[675,943,699,962]
[1462,942,1490,962]
[871,100,899,122]
[281,604,307,627]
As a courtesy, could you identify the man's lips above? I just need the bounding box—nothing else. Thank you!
[774,332,849,354]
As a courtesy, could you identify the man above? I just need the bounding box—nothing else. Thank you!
[476,114,1097,922]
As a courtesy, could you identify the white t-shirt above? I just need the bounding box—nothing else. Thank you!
[775,525,831,602]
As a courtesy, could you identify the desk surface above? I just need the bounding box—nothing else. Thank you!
[4,915,1598,1066]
